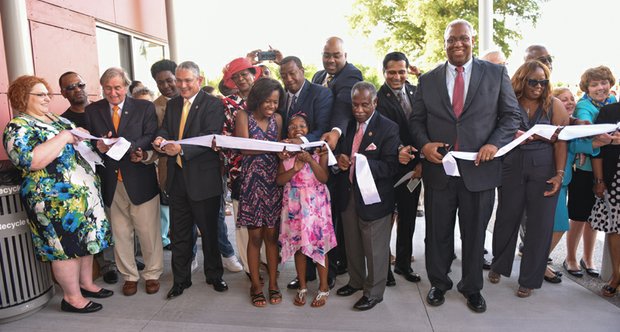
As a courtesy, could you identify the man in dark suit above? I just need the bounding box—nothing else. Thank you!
[376,52,422,284]
[152,61,227,299]
[334,82,400,311]
[278,56,332,143]
[409,19,519,313]
[85,67,163,296]
[312,36,363,277]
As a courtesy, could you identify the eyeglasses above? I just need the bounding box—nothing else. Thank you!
[527,79,549,87]
[63,82,86,91]
[536,55,553,64]
[29,92,53,98]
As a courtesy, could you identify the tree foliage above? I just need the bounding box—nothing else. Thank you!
[349,0,546,69]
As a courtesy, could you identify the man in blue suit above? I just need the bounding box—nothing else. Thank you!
[278,56,332,143]
[334,81,400,310]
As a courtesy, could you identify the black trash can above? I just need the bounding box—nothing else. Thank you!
[0,161,54,323]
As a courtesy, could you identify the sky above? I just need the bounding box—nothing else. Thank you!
[175,0,619,88]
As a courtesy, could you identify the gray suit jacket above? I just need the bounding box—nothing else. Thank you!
[409,58,520,192]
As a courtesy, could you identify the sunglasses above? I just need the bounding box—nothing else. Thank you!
[527,79,549,87]
[536,55,553,64]
[63,82,86,91]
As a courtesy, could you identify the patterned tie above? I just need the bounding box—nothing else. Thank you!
[112,105,122,181]
[288,95,297,117]
[324,74,334,87]
[349,122,365,183]
[176,100,191,167]
[398,89,412,117]
[452,66,464,118]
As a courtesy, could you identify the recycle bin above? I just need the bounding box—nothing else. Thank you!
[0,161,54,323]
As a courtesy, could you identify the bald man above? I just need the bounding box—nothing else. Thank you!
[524,45,553,72]
[480,50,507,66]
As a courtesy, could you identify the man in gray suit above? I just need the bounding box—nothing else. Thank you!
[409,19,519,313]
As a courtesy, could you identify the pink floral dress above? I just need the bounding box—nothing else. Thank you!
[279,154,337,267]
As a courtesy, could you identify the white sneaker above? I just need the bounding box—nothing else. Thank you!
[191,257,199,272]
[222,255,243,273]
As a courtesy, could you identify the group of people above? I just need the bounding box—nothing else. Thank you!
[3,18,620,316]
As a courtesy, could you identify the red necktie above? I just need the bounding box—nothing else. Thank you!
[452,66,464,118]
[349,123,365,183]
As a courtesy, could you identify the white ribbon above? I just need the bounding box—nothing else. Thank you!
[160,134,337,166]
[69,129,131,168]
[442,122,620,176]
[355,153,381,205]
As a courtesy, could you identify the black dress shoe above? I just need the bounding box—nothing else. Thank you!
[287,277,300,289]
[328,278,336,290]
[136,260,145,271]
[60,299,102,313]
[580,259,600,277]
[353,296,383,311]
[102,270,118,284]
[80,287,114,298]
[394,266,421,283]
[166,282,192,299]
[207,278,229,292]
[336,284,361,296]
[563,260,583,278]
[544,273,562,284]
[465,292,486,313]
[387,268,396,287]
[426,287,445,306]
[482,258,492,270]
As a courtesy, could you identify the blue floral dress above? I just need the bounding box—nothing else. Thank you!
[3,114,112,261]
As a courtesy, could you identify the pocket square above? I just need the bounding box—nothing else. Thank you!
[365,143,377,151]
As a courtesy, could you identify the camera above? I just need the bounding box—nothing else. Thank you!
[257,51,276,61]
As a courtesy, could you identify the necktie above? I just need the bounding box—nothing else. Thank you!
[452,66,464,118]
[349,122,365,183]
[176,100,191,167]
[288,95,297,116]
[398,90,412,117]
[112,105,122,181]
[324,74,334,87]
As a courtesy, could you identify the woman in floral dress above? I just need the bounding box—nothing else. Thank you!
[3,76,112,313]
[235,78,284,307]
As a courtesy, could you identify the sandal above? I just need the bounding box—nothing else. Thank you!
[311,290,329,308]
[269,289,282,305]
[488,270,501,284]
[251,292,266,307]
[516,286,532,298]
[602,284,618,297]
[294,288,307,306]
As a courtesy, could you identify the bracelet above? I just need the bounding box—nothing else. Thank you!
[556,169,565,174]
[594,178,604,184]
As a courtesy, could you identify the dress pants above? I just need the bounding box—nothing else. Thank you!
[341,190,391,300]
[492,147,557,289]
[424,177,494,295]
[395,180,422,272]
[110,182,163,282]
[170,166,223,284]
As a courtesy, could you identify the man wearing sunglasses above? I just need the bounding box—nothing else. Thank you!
[525,45,553,72]
[59,71,89,128]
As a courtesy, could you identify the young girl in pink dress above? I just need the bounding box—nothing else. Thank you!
[277,115,337,307]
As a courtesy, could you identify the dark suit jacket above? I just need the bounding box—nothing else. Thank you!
[85,97,159,207]
[158,90,225,201]
[409,58,520,192]
[311,62,363,137]
[279,79,333,141]
[376,82,419,180]
[335,112,400,221]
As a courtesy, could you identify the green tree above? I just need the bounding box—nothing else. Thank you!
[349,0,546,69]
[354,63,382,89]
